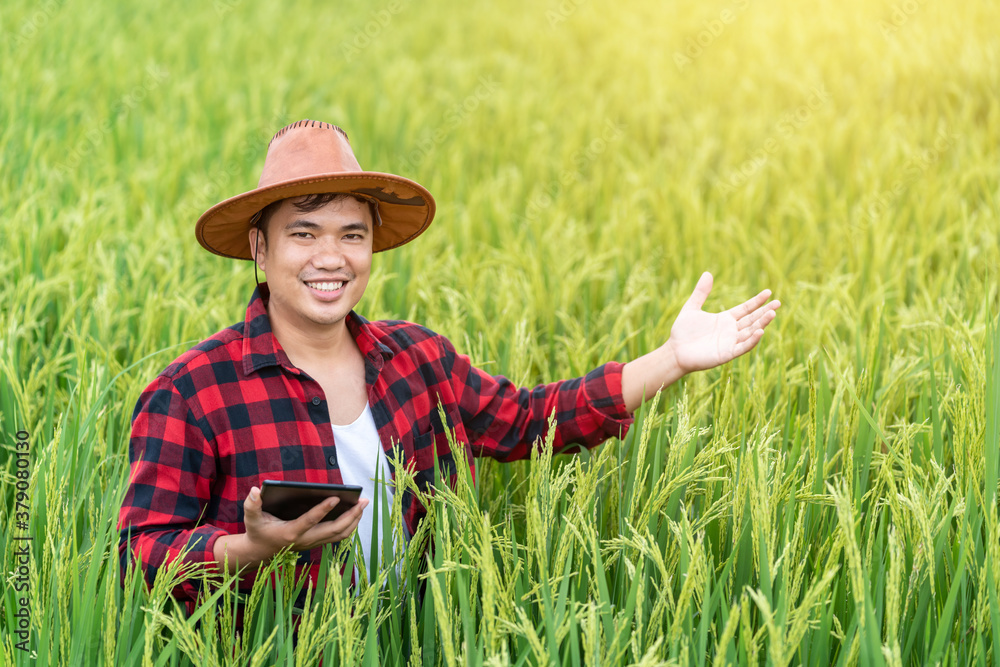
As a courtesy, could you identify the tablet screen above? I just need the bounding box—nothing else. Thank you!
[260,480,363,523]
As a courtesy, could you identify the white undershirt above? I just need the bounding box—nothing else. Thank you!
[330,403,398,582]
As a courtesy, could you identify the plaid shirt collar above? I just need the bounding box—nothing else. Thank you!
[240,282,394,378]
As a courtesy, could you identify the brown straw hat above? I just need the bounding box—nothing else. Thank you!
[195,119,436,259]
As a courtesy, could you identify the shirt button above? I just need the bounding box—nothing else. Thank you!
[327,455,337,466]
[311,396,321,406]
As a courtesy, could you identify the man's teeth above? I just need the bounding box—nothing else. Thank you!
[308,281,344,292]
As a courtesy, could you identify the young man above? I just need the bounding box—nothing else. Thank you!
[117,119,780,620]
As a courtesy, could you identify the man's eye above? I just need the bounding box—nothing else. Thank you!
[293,232,312,238]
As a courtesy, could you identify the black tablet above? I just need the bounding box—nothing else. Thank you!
[260,480,363,523]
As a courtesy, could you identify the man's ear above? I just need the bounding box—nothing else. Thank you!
[249,227,266,272]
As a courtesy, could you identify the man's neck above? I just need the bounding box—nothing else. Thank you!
[267,306,358,370]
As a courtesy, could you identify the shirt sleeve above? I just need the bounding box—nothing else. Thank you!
[443,338,634,462]
[117,373,227,603]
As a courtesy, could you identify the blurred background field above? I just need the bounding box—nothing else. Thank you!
[1,0,998,664]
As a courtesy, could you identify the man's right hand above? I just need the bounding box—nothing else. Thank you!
[213,486,369,572]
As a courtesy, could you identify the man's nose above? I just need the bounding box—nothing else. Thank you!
[310,239,347,269]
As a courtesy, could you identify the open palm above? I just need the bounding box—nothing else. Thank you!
[669,272,781,374]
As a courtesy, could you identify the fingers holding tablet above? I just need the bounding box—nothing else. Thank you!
[242,480,371,558]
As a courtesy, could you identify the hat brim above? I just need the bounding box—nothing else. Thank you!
[195,171,436,259]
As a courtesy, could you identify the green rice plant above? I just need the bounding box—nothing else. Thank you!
[2,0,998,663]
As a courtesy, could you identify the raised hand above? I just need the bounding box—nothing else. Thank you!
[667,271,780,374]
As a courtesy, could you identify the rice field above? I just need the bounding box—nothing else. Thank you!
[1,0,999,664]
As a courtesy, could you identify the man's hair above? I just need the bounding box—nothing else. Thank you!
[253,192,373,244]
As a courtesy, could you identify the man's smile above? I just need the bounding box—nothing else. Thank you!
[303,278,349,299]
[306,280,345,292]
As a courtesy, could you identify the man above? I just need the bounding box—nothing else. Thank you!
[117,119,780,622]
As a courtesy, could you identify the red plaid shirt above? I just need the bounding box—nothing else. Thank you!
[118,282,632,613]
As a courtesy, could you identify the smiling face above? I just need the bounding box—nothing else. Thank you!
[249,194,373,340]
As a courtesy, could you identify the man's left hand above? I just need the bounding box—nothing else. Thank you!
[667,271,780,374]
[621,271,781,412]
